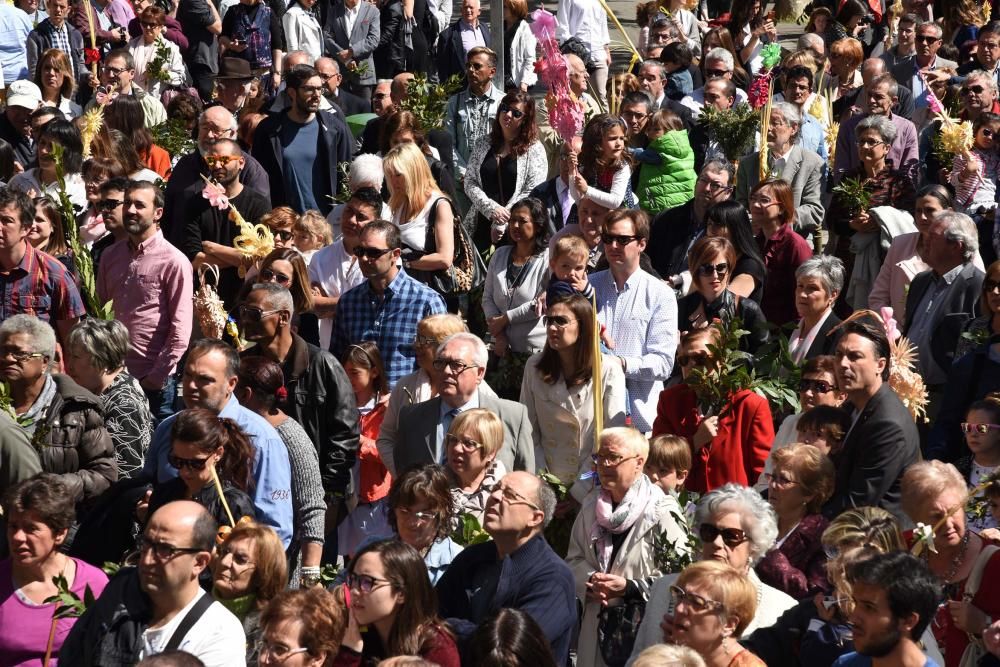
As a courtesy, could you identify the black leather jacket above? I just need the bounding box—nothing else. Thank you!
[677,289,770,355]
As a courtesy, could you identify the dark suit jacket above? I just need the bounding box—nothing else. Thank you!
[436,19,491,86]
[735,144,826,235]
[823,384,920,525]
[835,82,915,122]
[394,393,534,475]
[529,177,577,236]
[903,263,985,380]
[803,312,843,360]
[890,56,958,93]
[330,87,369,116]
[647,200,700,278]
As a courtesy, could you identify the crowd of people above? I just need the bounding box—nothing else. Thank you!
[4,0,1000,665]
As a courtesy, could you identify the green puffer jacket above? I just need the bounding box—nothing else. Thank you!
[637,129,697,212]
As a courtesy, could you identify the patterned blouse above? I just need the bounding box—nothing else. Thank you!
[100,371,152,479]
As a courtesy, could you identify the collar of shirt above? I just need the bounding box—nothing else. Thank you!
[345,3,359,16]
[775,145,794,162]
[368,267,407,299]
[467,85,499,102]
[440,392,480,417]
[128,229,164,255]
[935,262,965,285]
[764,222,793,245]
[8,242,37,277]
[459,18,480,32]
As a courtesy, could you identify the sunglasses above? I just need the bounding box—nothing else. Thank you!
[168,453,213,470]
[352,245,393,260]
[915,35,941,44]
[260,267,291,285]
[97,198,123,210]
[270,229,293,242]
[499,103,524,119]
[965,86,987,95]
[204,154,239,167]
[373,92,390,100]
[699,523,749,548]
[140,21,160,27]
[704,68,730,78]
[677,351,710,367]
[960,422,1000,434]
[239,305,283,321]
[985,280,1000,293]
[799,378,835,394]
[982,128,998,138]
[543,315,577,328]
[696,262,728,278]
[600,233,640,246]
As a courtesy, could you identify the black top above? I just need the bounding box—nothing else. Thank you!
[503,19,521,89]
[733,254,766,304]
[480,148,518,207]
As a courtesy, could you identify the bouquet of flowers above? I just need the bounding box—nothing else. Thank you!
[752,43,784,181]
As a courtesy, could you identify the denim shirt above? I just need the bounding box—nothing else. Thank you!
[443,84,505,178]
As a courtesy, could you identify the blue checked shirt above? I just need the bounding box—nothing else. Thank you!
[331,269,447,388]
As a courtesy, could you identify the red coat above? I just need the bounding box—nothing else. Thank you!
[652,384,774,494]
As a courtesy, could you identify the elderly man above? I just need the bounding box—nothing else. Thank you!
[386,333,533,476]
[735,102,826,236]
[538,52,600,173]
[370,79,393,116]
[443,46,505,184]
[60,501,246,666]
[316,57,368,115]
[680,48,749,113]
[638,59,671,110]
[556,0,609,105]
[212,57,254,117]
[837,58,915,120]
[86,48,167,126]
[436,471,576,664]
[437,0,491,86]
[690,77,737,171]
[890,21,957,129]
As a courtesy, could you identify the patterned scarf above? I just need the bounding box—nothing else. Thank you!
[589,474,658,572]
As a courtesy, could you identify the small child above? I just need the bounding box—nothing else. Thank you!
[293,210,333,264]
[961,396,1000,532]
[951,112,1000,215]
[574,114,633,209]
[981,482,1000,542]
[547,234,594,302]
[660,42,694,101]
[632,109,697,212]
[645,434,691,495]
[795,405,852,456]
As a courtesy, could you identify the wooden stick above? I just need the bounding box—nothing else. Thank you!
[591,294,603,450]
[211,465,236,528]
[42,616,58,667]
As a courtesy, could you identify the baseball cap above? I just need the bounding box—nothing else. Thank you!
[6,81,42,110]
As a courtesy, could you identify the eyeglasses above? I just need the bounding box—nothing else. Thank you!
[704,68,730,78]
[670,585,723,613]
[352,245,393,260]
[346,572,392,594]
[446,433,484,452]
[140,21,160,27]
[696,262,729,278]
[0,347,46,362]
[137,535,205,560]
[256,640,309,662]
[982,41,1000,50]
[698,523,749,548]
[271,229,293,242]
[960,422,1000,434]
[168,453,213,470]
[592,452,639,467]
[467,62,492,71]
[964,85,987,95]
[799,378,835,394]
[855,138,886,148]
[915,35,941,44]
[217,544,256,568]
[497,485,541,511]
[432,358,479,374]
[97,198,124,210]
[697,177,732,193]
[498,103,524,119]
[543,315,577,329]
[601,233,640,246]
[414,335,439,348]
[621,110,649,120]
[395,506,437,524]
[677,351,710,367]
[985,280,1000,293]
[765,471,798,488]
[239,305,284,322]
[260,267,291,285]
[983,128,997,138]
[102,64,130,76]
[204,154,239,167]
[372,92,389,100]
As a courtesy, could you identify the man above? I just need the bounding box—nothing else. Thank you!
[90,177,129,272]
[252,64,352,215]
[436,472,576,664]
[213,57,254,117]
[316,57,368,115]
[775,65,830,160]
[834,552,943,667]
[824,318,919,523]
[538,52,600,173]
[60,501,246,666]
[71,0,128,53]
[530,136,583,235]
[881,13,918,70]
[957,21,1000,84]
[621,91,655,150]
[958,70,1000,122]
[142,339,294,545]
[638,59,670,110]
[903,212,984,398]
[331,220,447,387]
[239,283,359,502]
[443,47,505,185]
[309,185,379,348]
[556,0,609,106]
[0,80,41,169]
[833,74,919,184]
[175,0,221,101]
[371,79,393,116]
[437,0,490,86]
[592,209,676,433]
[97,181,193,422]
[87,49,167,127]
[890,21,957,129]
[264,51,336,114]
[680,48,749,113]
[179,138,270,309]
[389,332,533,474]
[0,187,85,342]
[324,0,379,100]
[0,2,32,87]
[836,58,915,121]
[26,0,85,88]
[735,102,826,236]
[690,77,737,171]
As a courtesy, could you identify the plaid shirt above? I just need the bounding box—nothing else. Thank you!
[51,22,72,76]
[331,269,447,388]
[0,243,87,325]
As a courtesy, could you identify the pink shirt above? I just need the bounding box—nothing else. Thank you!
[96,230,193,387]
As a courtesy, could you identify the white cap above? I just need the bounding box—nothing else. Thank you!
[6,80,42,110]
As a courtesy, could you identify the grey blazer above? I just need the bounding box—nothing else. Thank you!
[394,393,536,475]
[325,0,380,85]
[735,144,827,235]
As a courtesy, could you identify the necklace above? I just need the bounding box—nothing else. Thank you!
[926,530,970,585]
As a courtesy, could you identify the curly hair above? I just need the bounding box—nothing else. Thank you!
[489,91,537,157]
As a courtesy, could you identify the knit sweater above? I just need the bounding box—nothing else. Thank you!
[275,417,326,547]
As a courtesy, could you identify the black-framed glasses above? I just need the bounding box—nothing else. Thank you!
[799,378,835,394]
[697,177,732,193]
[167,453,213,470]
[677,351,710,367]
[498,103,524,119]
[97,198,124,210]
[271,229,293,242]
[985,280,1000,293]
[102,64,130,76]
[239,305,284,322]
[960,422,1000,434]
[855,138,886,148]
[137,535,205,560]
[445,432,484,452]
[915,35,941,44]
[699,523,749,548]
[352,245,393,260]
[704,68,730,78]
[601,233,639,246]
[543,315,577,329]
[432,358,478,374]
[696,262,729,278]
[260,267,291,285]
[346,572,392,594]
[670,585,724,613]
[497,485,541,511]
[0,347,46,362]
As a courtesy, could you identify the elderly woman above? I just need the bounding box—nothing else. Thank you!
[128,5,185,98]
[0,475,109,664]
[212,520,288,666]
[65,319,152,480]
[705,201,766,303]
[901,460,1000,667]
[630,484,797,661]
[567,427,688,667]
[677,236,769,355]
[653,328,774,494]
[258,588,347,667]
[754,444,835,599]
[788,256,846,364]
[464,91,547,251]
[751,178,813,326]
[0,315,116,504]
[956,259,1000,359]
[446,409,506,524]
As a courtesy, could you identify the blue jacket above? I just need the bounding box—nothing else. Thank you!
[436,533,577,665]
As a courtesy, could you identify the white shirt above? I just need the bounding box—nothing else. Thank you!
[680,86,750,114]
[308,239,365,349]
[138,590,246,667]
[344,0,360,35]
[555,0,610,57]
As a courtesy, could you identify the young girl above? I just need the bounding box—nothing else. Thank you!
[805,7,832,35]
[961,396,1000,532]
[571,114,634,209]
[292,209,333,264]
[337,342,392,558]
[951,112,1000,215]
[632,109,697,212]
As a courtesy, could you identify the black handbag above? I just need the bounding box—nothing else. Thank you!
[406,197,486,296]
[597,598,646,667]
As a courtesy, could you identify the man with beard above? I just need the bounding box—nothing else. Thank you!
[833,552,942,667]
[96,181,193,422]
[60,501,246,666]
[252,63,352,215]
[180,138,270,309]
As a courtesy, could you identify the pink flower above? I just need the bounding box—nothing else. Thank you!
[201,180,230,210]
[747,71,772,109]
[550,95,584,144]
[530,9,557,40]
[880,306,901,341]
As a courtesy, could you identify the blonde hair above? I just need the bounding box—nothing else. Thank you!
[900,460,967,519]
[771,443,835,513]
[294,210,333,246]
[449,408,505,458]
[552,234,589,262]
[384,142,440,218]
[820,506,902,554]
[781,49,819,75]
[215,521,288,606]
[417,313,467,342]
[632,644,707,667]
[601,427,649,459]
[676,561,758,637]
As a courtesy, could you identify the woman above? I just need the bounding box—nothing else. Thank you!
[337,540,459,665]
[677,236,768,355]
[235,357,325,587]
[464,91,547,251]
[824,0,869,49]
[0,475,109,665]
[729,0,776,75]
[261,207,297,249]
[373,0,431,80]
[65,319,152,481]
[567,427,689,667]
[107,129,160,182]
[754,444,835,599]
[143,408,257,527]
[957,259,1000,359]
[502,0,537,92]
[870,185,954,321]
[220,0,284,84]
[630,485,796,660]
[28,195,72,269]
[469,608,559,667]
[446,409,506,524]
[105,93,171,179]
[521,294,627,510]
[8,120,87,209]
[380,110,459,208]
[705,200,766,303]
[33,49,81,119]
[652,328,775,494]
[78,157,126,246]
[788,255,845,364]
[828,38,864,105]
[128,5,185,99]
[751,178,813,327]
[282,0,323,63]
[212,520,288,666]
[258,588,347,667]
[483,197,550,398]
[901,460,1000,667]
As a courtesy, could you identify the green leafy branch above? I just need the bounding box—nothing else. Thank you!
[400,73,463,133]
[145,37,173,85]
[43,573,96,665]
[832,176,873,216]
[698,103,760,163]
[652,508,697,574]
[151,119,196,163]
[451,513,491,546]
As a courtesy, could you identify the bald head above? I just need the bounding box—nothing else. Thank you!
[149,500,216,544]
[391,72,415,105]
[283,50,312,70]
[861,58,887,87]
[198,106,237,153]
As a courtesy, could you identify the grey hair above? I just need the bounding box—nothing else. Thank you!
[250,282,295,316]
[694,483,778,565]
[350,154,385,191]
[66,319,131,373]
[797,32,825,55]
[438,332,489,368]
[869,73,899,100]
[282,50,312,67]
[795,254,846,296]
[704,47,734,70]
[633,644,707,667]
[965,70,999,97]
[856,113,897,144]
[536,479,557,527]
[770,101,802,142]
[935,210,979,261]
[0,314,56,359]
[641,59,667,80]
[316,56,340,75]
[917,21,943,39]
[200,105,238,132]
[701,158,736,185]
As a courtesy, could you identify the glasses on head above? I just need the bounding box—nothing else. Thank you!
[239,305,283,322]
[592,452,639,467]
[352,245,393,260]
[601,233,639,246]
[0,347,45,362]
[168,453,213,470]
[985,280,1000,293]
[498,103,524,119]
[414,335,439,348]
[446,432,484,452]
[677,351,710,367]
[765,471,798,488]
[544,315,577,329]
[432,358,478,374]
[260,267,291,285]
[799,378,835,394]
[137,535,204,560]
[396,506,437,524]
[696,262,728,278]
[102,64,129,76]
[256,640,309,662]
[698,522,748,548]
[855,138,886,148]
[915,35,941,44]
[704,68,730,78]
[97,198,123,210]
[960,422,1000,434]
[497,485,541,511]
[346,572,392,594]
[204,154,239,167]
[670,585,724,613]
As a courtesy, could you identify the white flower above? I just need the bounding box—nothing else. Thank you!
[914,522,937,554]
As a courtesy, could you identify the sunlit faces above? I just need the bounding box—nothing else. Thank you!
[835,332,886,397]
[794,275,834,320]
[7,508,66,569]
[545,301,580,351]
[347,551,403,627]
